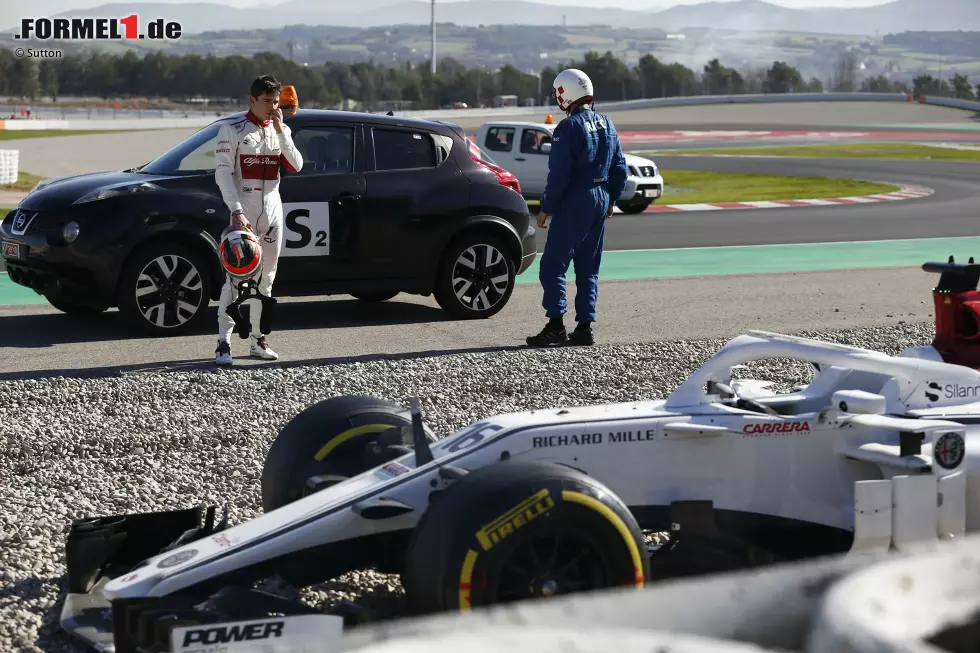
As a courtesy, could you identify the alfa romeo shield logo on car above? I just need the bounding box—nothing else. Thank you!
[934,432,965,470]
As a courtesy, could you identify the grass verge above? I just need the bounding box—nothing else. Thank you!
[1,171,45,192]
[529,170,899,207]
[0,128,181,140]
[646,143,980,162]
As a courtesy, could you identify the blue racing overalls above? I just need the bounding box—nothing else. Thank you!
[538,106,629,323]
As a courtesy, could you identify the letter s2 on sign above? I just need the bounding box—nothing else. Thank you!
[282,203,330,258]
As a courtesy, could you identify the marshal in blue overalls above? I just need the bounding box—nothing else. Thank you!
[527,69,629,347]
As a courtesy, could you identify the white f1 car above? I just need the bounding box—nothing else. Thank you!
[60,330,980,652]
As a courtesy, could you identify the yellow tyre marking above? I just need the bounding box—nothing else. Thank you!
[458,549,479,612]
[561,490,645,588]
[313,423,397,461]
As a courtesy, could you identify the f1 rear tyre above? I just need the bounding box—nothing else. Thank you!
[401,459,649,615]
[261,395,438,513]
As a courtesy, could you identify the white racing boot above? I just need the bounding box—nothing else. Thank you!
[250,335,279,360]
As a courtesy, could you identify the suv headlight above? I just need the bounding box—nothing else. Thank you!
[62,221,80,243]
[73,181,162,205]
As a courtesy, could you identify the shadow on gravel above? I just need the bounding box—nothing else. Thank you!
[4,575,79,653]
[0,296,451,348]
[0,344,531,382]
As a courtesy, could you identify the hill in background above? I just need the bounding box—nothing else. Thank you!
[2,0,979,34]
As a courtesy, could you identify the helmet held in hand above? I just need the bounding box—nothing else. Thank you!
[220,228,262,279]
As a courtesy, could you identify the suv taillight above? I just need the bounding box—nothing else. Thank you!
[471,156,521,195]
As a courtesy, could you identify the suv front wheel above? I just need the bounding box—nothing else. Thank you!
[116,240,214,336]
[434,231,515,319]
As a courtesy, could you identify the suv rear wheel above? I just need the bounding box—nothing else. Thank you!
[434,231,515,319]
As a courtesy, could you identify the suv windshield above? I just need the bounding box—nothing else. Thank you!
[139,120,226,175]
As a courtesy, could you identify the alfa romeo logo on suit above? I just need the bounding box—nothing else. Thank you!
[13,211,26,230]
[934,432,964,470]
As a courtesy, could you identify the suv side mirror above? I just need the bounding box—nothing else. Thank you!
[540,142,552,154]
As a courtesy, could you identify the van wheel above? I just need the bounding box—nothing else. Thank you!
[616,201,652,215]
[116,241,212,336]
[434,232,515,319]
[401,459,649,615]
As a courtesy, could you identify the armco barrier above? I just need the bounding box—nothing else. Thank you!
[2,92,978,130]
[339,533,980,653]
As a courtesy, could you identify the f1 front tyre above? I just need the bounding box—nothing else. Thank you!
[401,459,649,615]
[261,395,438,513]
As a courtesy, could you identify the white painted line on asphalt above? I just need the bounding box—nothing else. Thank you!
[671,203,725,211]
[739,201,792,208]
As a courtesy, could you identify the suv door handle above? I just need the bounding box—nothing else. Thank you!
[514,157,526,161]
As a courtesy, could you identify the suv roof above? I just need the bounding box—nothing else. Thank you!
[213,109,463,137]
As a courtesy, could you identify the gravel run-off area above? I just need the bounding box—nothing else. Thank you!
[0,320,935,652]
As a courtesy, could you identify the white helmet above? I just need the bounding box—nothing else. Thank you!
[551,68,594,112]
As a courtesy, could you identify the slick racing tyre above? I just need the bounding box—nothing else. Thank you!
[401,459,649,615]
[116,240,213,337]
[434,231,516,319]
[261,395,438,513]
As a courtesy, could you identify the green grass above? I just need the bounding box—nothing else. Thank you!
[525,171,899,207]
[0,129,161,140]
[648,143,980,162]
[0,208,10,220]
[1,171,45,193]
[652,171,899,205]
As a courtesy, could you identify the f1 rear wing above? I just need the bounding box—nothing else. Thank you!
[923,255,980,293]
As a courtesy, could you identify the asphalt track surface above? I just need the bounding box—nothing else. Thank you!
[2,101,979,378]
[0,267,941,380]
[609,157,980,249]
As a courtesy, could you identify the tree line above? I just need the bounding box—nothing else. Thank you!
[882,31,980,59]
[0,47,977,111]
